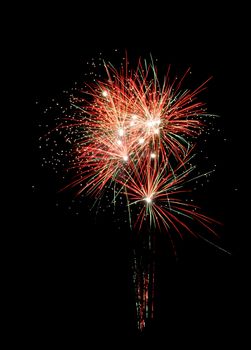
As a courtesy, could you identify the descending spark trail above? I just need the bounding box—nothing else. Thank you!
[132,244,155,331]
[52,55,221,332]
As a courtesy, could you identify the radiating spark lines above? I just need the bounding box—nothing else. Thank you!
[60,56,218,238]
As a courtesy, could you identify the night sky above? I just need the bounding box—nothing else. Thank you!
[30,35,247,344]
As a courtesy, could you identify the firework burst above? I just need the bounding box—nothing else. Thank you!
[59,57,218,239]
[40,53,225,334]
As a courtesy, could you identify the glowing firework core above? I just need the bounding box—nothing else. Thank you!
[144,197,152,204]
[118,128,124,136]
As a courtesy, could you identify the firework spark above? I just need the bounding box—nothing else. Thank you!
[60,57,217,238]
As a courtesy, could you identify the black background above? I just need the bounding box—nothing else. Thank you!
[29,21,248,345]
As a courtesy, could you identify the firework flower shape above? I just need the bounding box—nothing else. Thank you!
[60,57,219,239]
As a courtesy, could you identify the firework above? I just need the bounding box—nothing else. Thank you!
[47,54,221,333]
[60,57,217,238]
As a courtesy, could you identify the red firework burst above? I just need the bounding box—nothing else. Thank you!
[61,57,218,237]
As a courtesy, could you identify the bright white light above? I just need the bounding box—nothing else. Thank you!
[153,128,159,134]
[118,128,124,136]
[138,137,145,144]
[123,155,128,161]
[146,119,161,128]
[117,140,122,145]
[147,120,155,127]
[131,114,138,120]
[102,90,108,97]
[150,153,156,159]
[130,115,138,126]
[144,197,152,204]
